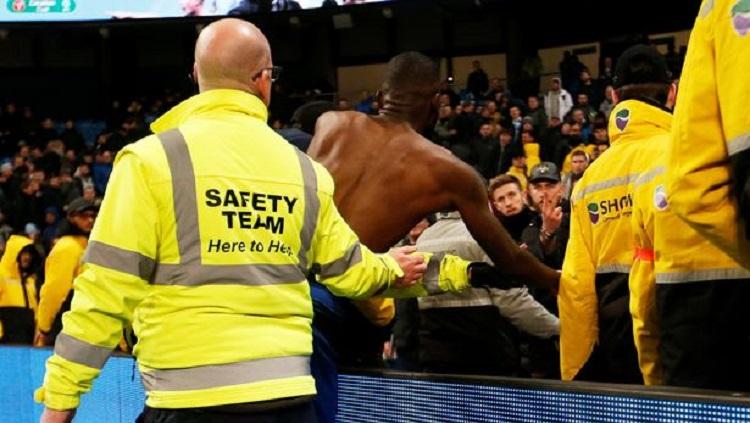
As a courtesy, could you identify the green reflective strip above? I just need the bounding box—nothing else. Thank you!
[159,129,201,265]
[140,355,311,392]
[295,150,319,272]
[423,252,445,295]
[656,268,750,284]
[727,133,750,156]
[152,263,303,286]
[84,240,156,281]
[154,130,305,286]
[573,173,640,203]
[595,264,631,274]
[633,166,665,188]
[317,242,362,278]
[55,333,112,370]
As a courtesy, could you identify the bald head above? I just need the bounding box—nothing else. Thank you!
[194,18,272,97]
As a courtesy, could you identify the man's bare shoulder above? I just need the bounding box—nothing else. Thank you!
[309,111,373,156]
[314,111,370,137]
[417,138,481,182]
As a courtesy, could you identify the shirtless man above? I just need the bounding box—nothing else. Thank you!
[309,52,558,289]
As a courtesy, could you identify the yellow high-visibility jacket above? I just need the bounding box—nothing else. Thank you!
[630,116,750,386]
[0,235,31,280]
[37,235,88,334]
[668,0,750,269]
[353,298,394,327]
[0,235,35,338]
[37,89,471,411]
[559,100,669,381]
[524,142,541,174]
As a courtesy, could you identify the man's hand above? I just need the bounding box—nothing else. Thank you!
[40,408,75,423]
[540,189,563,235]
[389,246,427,288]
[34,330,53,347]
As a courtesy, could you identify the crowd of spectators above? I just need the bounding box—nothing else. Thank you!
[0,47,691,387]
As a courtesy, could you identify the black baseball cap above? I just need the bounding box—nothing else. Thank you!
[529,162,561,183]
[66,197,98,215]
[613,44,672,88]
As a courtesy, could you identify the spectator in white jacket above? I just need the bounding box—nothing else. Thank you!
[414,212,559,377]
[544,77,574,120]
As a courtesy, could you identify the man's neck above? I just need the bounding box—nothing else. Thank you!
[379,105,423,132]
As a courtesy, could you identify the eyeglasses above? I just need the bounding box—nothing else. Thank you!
[252,66,283,83]
[187,66,283,84]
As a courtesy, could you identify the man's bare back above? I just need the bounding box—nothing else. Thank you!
[309,112,451,252]
[309,111,559,289]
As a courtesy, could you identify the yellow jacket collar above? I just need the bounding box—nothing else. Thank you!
[608,99,672,145]
[151,89,269,133]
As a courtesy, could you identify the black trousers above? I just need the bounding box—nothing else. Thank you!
[657,279,750,391]
[0,307,35,344]
[137,399,317,423]
[575,273,642,384]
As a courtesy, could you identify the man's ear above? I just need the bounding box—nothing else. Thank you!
[667,82,678,110]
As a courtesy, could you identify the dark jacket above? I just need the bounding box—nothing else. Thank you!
[467,69,490,99]
[471,136,501,180]
[278,128,313,153]
[521,200,571,270]
[61,128,86,154]
[498,206,535,243]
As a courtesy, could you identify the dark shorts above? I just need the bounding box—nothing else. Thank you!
[136,396,317,423]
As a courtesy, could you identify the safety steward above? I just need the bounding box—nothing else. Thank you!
[36,19,475,423]
[34,197,97,347]
[0,235,41,344]
[667,0,750,270]
[559,45,672,383]
[630,112,750,388]
[659,0,750,390]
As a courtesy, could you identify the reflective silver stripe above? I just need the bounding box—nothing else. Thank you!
[418,290,493,310]
[633,166,665,188]
[698,0,713,18]
[295,150,319,273]
[596,264,631,274]
[422,252,445,295]
[159,129,201,265]
[151,263,303,286]
[140,355,310,392]
[573,173,640,202]
[55,333,112,370]
[727,133,750,156]
[84,240,156,281]
[317,242,362,279]
[154,130,306,286]
[656,268,750,284]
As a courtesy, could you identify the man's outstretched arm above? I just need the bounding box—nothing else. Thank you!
[447,164,559,291]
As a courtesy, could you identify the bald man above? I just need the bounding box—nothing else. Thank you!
[309,52,559,290]
[37,19,428,423]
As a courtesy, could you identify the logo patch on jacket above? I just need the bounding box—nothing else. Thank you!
[615,109,630,131]
[732,0,750,36]
[654,185,669,211]
[587,202,600,224]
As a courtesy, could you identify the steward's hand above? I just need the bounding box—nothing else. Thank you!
[389,246,427,288]
[40,408,76,423]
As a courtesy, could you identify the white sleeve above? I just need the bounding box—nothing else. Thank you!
[490,287,560,338]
